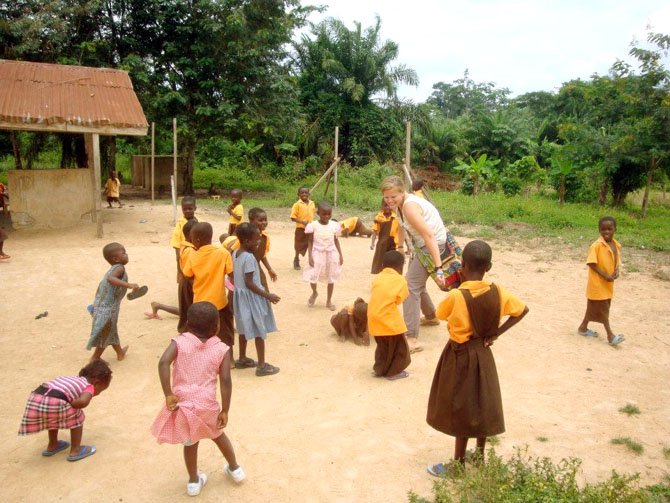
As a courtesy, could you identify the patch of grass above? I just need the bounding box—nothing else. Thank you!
[663,447,670,460]
[536,436,549,442]
[487,435,500,446]
[407,447,666,502]
[619,403,641,416]
[611,437,644,455]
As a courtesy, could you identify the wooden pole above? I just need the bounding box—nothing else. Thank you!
[171,175,177,224]
[151,122,155,203]
[85,133,103,238]
[334,126,339,207]
[173,118,178,197]
[405,121,412,187]
[311,157,341,193]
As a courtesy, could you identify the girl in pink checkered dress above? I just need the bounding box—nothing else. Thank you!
[18,359,112,462]
[151,301,245,497]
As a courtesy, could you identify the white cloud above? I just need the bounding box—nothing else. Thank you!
[305,0,670,101]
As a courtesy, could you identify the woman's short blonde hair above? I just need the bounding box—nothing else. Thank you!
[380,175,405,193]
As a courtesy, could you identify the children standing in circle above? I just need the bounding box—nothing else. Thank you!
[151,302,245,497]
[577,216,624,346]
[233,223,281,376]
[18,359,112,462]
[87,242,139,361]
[304,201,343,311]
[426,240,528,476]
[290,187,316,270]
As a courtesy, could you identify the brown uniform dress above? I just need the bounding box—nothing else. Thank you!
[370,218,397,274]
[426,284,505,437]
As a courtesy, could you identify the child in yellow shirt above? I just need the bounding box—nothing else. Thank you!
[290,187,315,270]
[426,240,528,476]
[104,171,122,208]
[577,216,623,346]
[370,199,399,274]
[226,189,243,236]
[412,178,426,199]
[368,250,411,380]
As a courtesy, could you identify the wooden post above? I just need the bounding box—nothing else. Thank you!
[405,121,412,187]
[311,157,341,193]
[171,175,177,225]
[151,122,155,203]
[86,133,103,238]
[334,126,339,207]
[173,118,178,196]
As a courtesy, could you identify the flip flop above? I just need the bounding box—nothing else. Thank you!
[386,370,409,381]
[578,329,599,337]
[0,254,10,260]
[426,463,447,477]
[86,304,94,316]
[42,440,70,457]
[67,445,96,462]
[126,285,148,300]
[409,346,424,354]
[144,311,162,320]
[255,363,280,377]
[609,334,625,346]
[235,358,256,369]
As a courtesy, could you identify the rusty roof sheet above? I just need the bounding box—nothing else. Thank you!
[0,59,148,134]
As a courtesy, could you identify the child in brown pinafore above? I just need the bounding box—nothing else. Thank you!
[426,240,528,476]
[330,298,369,345]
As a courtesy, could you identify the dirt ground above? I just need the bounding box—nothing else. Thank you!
[0,199,669,502]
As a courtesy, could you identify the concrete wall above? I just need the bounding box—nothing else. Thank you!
[7,169,92,229]
[131,155,184,193]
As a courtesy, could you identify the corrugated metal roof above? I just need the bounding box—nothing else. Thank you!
[0,59,148,134]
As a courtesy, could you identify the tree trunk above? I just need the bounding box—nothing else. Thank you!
[641,157,658,218]
[25,133,47,169]
[598,178,608,205]
[559,176,565,206]
[10,131,22,169]
[181,140,196,195]
[75,135,87,168]
[61,135,74,168]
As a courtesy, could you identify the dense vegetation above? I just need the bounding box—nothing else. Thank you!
[0,1,668,216]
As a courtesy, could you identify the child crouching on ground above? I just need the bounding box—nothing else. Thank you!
[426,240,528,476]
[368,250,411,380]
[151,302,245,496]
[18,359,112,462]
[330,298,369,345]
[87,242,139,361]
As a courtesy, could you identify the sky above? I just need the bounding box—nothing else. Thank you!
[304,0,670,102]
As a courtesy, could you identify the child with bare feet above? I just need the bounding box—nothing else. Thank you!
[233,224,281,376]
[146,219,197,333]
[226,189,244,236]
[577,216,624,346]
[368,251,411,380]
[304,201,343,311]
[19,359,112,462]
[151,302,245,496]
[104,171,123,208]
[426,240,528,476]
[0,227,9,260]
[86,243,138,361]
[290,187,315,269]
[330,297,369,345]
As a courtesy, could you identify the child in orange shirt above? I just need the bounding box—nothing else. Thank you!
[182,223,235,347]
[426,240,528,476]
[226,189,243,236]
[368,251,411,380]
[290,187,316,270]
[577,216,624,346]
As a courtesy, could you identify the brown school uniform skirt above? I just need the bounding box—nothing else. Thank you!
[584,298,611,324]
[426,284,505,438]
[177,277,194,333]
[228,223,238,237]
[373,334,411,377]
[218,304,235,347]
[330,309,350,337]
[294,228,308,256]
[370,220,396,274]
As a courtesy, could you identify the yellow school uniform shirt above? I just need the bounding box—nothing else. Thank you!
[179,242,195,270]
[436,280,526,344]
[372,211,399,246]
[413,189,425,199]
[367,268,409,336]
[182,244,233,309]
[222,232,270,257]
[340,217,359,234]
[586,237,621,300]
[105,178,120,198]
[229,204,244,224]
[290,199,316,229]
[170,216,198,249]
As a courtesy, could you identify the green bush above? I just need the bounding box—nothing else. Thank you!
[408,447,667,502]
